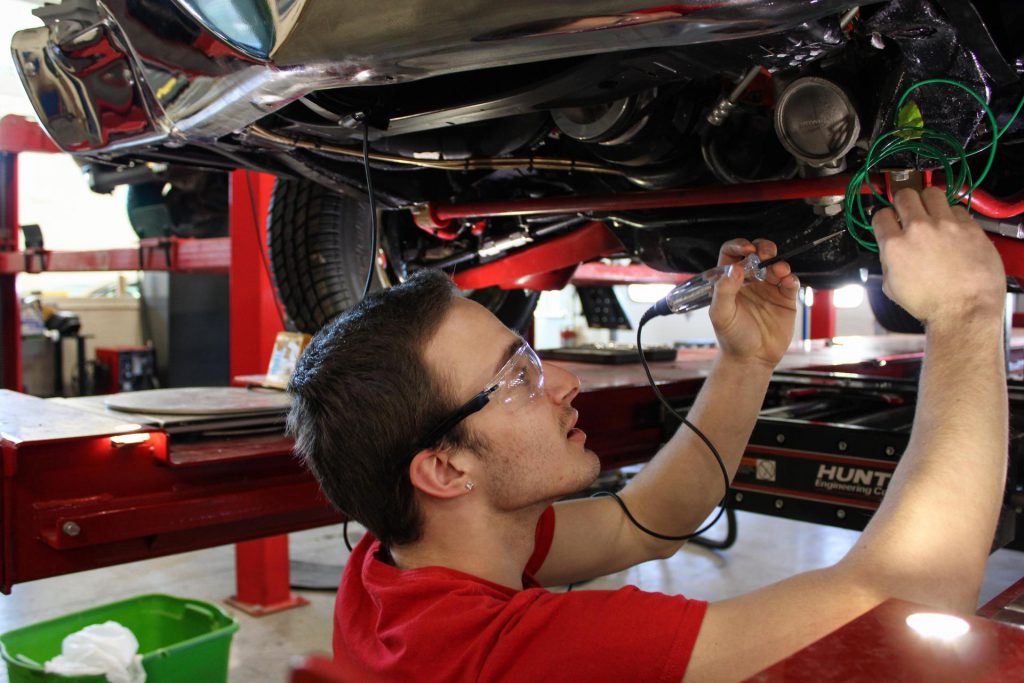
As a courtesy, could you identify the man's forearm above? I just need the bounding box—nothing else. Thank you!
[621,354,775,544]
[844,316,1008,612]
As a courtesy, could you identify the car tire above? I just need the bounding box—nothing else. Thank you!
[867,284,924,334]
[267,178,539,334]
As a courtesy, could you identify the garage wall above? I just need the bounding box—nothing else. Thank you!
[25,296,144,396]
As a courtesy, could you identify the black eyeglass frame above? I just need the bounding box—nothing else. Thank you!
[413,340,540,454]
[415,384,498,453]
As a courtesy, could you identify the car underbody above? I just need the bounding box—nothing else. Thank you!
[11,0,1024,331]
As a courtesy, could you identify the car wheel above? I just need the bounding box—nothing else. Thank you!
[867,284,924,334]
[267,178,539,334]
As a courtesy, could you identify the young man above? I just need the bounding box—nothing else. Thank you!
[288,187,1008,681]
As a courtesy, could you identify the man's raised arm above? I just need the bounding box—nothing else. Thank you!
[535,239,800,586]
[615,237,800,557]
[685,187,1009,680]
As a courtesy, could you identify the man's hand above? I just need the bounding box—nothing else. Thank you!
[872,187,1005,329]
[710,238,800,368]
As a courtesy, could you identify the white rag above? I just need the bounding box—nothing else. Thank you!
[43,621,146,683]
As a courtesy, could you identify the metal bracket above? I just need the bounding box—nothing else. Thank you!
[885,169,925,199]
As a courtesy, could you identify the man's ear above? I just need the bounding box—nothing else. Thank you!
[408,448,473,499]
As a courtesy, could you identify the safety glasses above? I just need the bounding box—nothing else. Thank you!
[415,340,545,452]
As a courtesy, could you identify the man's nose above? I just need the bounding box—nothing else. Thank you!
[544,362,580,404]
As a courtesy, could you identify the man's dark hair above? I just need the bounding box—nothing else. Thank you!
[287,270,481,547]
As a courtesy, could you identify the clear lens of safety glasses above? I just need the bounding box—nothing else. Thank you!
[488,343,545,406]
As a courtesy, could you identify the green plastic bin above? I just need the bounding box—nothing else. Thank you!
[0,594,240,683]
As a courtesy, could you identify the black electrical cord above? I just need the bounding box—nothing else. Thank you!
[343,520,354,553]
[361,117,379,301]
[341,116,380,554]
[591,311,730,542]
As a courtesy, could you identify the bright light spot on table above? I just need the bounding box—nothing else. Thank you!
[110,433,150,447]
[905,613,970,641]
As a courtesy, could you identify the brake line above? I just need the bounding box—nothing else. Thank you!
[248,126,625,176]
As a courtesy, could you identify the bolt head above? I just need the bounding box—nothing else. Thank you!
[735,492,744,502]
[837,441,848,452]
[775,433,786,444]
[774,499,784,509]
[885,446,896,456]
[836,509,847,519]
[62,521,81,537]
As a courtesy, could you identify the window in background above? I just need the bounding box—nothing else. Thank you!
[15,153,138,296]
[536,289,567,318]
[626,283,674,304]
[833,284,866,309]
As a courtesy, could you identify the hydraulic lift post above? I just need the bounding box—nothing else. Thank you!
[0,115,59,392]
[810,289,837,339]
[0,151,19,392]
[226,169,308,615]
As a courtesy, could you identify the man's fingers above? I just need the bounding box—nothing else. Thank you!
[872,207,902,244]
[892,188,928,225]
[951,205,972,223]
[751,238,779,264]
[777,274,801,301]
[920,186,954,221]
[780,274,800,291]
[718,238,756,266]
[769,261,791,281]
[710,259,744,321]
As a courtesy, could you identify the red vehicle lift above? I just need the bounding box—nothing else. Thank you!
[0,116,309,614]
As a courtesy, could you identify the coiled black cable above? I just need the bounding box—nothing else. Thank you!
[591,309,730,542]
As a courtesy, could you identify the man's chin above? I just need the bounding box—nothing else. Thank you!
[578,450,602,489]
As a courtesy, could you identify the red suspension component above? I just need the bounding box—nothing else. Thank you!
[419,171,1024,290]
[425,174,883,221]
[958,189,1024,219]
[410,202,460,240]
[450,221,623,291]
[413,173,1024,223]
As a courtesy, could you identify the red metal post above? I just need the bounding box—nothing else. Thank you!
[227,169,306,615]
[1,152,21,391]
[0,117,67,390]
[226,536,309,616]
[229,169,284,376]
[0,115,60,154]
[810,289,837,339]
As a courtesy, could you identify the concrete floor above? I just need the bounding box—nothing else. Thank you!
[0,511,1020,683]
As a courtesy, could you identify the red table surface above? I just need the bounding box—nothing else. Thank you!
[745,598,1024,682]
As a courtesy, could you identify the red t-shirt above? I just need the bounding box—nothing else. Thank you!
[332,507,707,682]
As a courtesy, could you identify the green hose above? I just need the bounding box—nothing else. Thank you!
[844,79,1024,251]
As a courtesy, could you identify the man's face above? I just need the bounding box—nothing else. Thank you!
[423,297,601,510]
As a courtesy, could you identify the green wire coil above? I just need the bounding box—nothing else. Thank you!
[844,78,1024,251]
